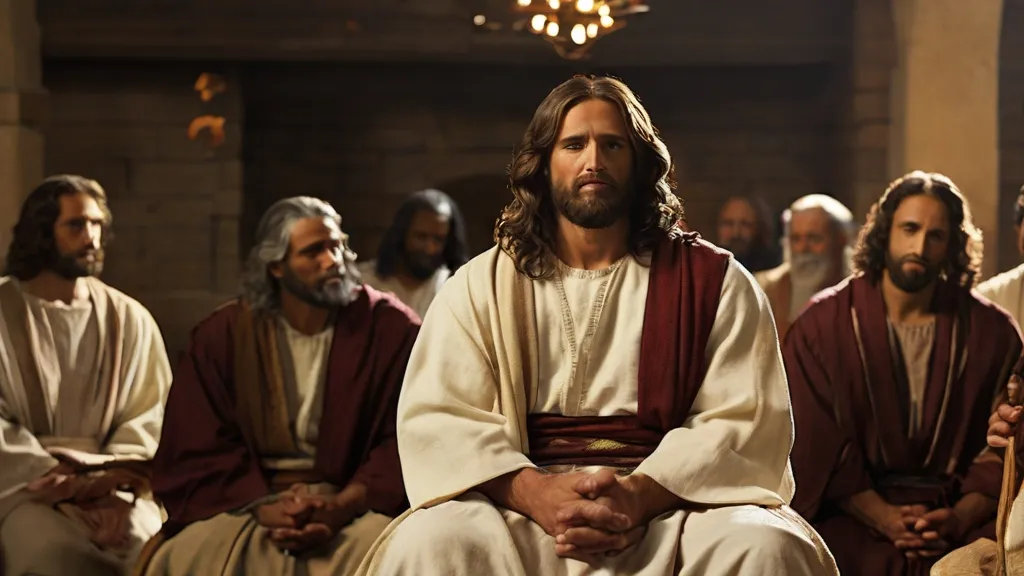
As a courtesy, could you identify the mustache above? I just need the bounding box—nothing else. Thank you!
[899,255,928,267]
[573,174,616,189]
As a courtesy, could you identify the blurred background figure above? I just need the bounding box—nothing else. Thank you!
[756,194,854,338]
[716,195,781,273]
[359,189,469,318]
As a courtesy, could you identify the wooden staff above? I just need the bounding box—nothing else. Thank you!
[998,374,1021,575]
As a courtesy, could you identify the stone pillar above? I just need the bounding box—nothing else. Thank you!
[888,0,1004,278]
[0,0,45,270]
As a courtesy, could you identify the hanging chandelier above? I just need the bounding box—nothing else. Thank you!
[475,0,650,60]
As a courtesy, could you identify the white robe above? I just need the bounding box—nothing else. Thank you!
[357,246,838,575]
[0,275,172,572]
[357,260,449,319]
[977,263,1024,329]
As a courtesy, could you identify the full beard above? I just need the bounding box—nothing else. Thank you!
[885,252,940,293]
[403,251,444,280]
[280,264,361,308]
[49,249,104,279]
[552,176,633,230]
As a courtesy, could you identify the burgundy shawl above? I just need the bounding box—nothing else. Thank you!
[785,275,1022,575]
[528,232,731,465]
[152,287,419,536]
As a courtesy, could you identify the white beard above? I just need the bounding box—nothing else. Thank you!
[789,253,833,320]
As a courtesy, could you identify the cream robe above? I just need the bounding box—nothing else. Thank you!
[357,246,838,575]
[0,275,171,573]
[357,260,449,319]
[144,313,392,576]
[977,263,1024,328]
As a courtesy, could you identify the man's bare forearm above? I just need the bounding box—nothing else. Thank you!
[839,489,894,532]
[477,467,543,514]
[954,492,996,534]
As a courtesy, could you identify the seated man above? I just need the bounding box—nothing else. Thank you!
[0,175,172,575]
[785,172,1023,575]
[357,76,838,575]
[145,197,419,576]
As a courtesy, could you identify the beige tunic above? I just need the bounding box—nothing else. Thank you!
[357,260,449,319]
[145,313,391,576]
[977,263,1024,328]
[359,247,838,575]
[0,276,171,574]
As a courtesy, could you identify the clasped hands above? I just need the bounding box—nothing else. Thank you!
[255,483,361,554]
[526,469,650,563]
[880,504,964,560]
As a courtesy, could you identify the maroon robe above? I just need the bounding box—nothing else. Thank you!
[151,286,419,537]
[528,231,731,464]
[785,275,1023,575]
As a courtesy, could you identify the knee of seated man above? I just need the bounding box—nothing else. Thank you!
[712,508,819,560]
[17,540,121,576]
[389,499,500,553]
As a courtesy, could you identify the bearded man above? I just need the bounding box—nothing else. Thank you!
[785,172,1023,575]
[0,175,172,575]
[144,197,419,576]
[755,194,854,338]
[355,75,837,575]
[715,194,780,273]
[358,189,469,318]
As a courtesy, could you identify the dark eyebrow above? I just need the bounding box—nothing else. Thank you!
[556,132,628,146]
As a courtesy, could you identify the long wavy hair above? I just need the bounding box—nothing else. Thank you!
[375,189,469,277]
[494,75,684,279]
[240,196,357,312]
[4,175,113,281]
[851,171,983,288]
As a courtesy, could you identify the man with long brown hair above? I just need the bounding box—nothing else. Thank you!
[0,175,172,574]
[356,76,836,575]
[785,171,1023,575]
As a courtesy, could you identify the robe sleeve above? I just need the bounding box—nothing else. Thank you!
[102,304,172,458]
[0,401,58,499]
[396,282,535,510]
[634,260,795,506]
[151,313,269,533]
[350,312,418,515]
[784,299,873,519]
[961,320,1023,500]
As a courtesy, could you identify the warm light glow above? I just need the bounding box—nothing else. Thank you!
[598,4,611,16]
[570,23,587,44]
[600,15,614,27]
[473,14,486,25]
[586,22,598,37]
[546,21,559,36]
[575,0,594,12]
[548,0,560,9]
[531,14,547,31]
[517,0,531,5]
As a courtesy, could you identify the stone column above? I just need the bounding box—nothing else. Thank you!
[0,0,45,269]
[888,0,1003,278]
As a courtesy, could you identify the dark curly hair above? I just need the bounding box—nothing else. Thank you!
[851,170,983,288]
[4,175,112,281]
[494,75,684,279]
[375,189,469,278]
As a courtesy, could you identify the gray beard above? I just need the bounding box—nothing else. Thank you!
[789,253,832,320]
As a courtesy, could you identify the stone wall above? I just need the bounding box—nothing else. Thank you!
[242,62,843,260]
[43,61,243,359]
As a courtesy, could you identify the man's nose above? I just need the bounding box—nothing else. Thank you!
[582,142,605,173]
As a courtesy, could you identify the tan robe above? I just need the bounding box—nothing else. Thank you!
[357,260,449,319]
[977,263,1024,328]
[0,276,171,575]
[145,314,391,576]
[357,247,838,575]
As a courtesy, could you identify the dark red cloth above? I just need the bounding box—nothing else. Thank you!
[151,287,419,536]
[785,276,1023,575]
[527,232,731,462]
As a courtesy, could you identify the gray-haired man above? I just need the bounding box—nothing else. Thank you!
[143,197,420,576]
